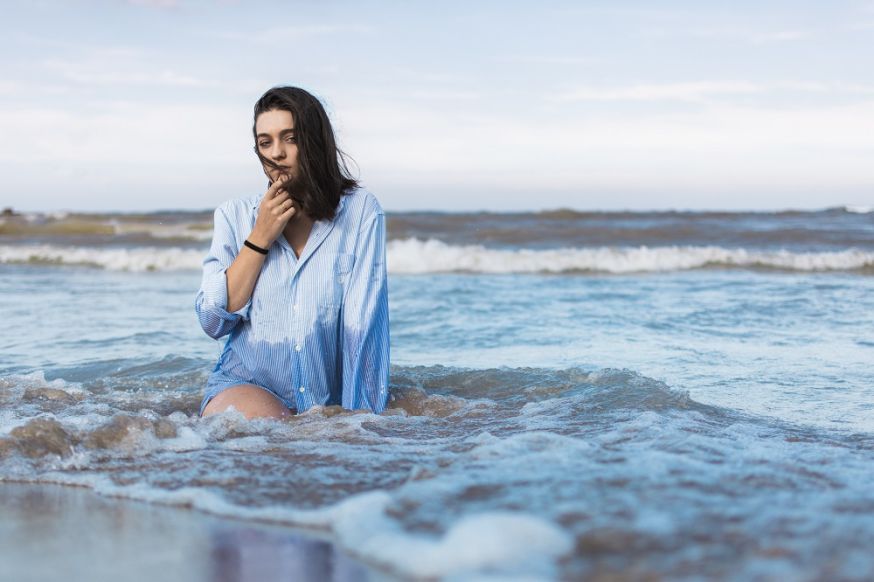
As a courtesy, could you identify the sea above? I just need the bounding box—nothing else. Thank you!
[1,204,873,580]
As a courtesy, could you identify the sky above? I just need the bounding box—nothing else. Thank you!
[1,0,873,212]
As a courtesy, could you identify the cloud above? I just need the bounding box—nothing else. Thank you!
[406,90,482,102]
[0,102,250,164]
[206,23,375,44]
[750,30,811,43]
[0,81,27,95]
[41,58,215,87]
[848,20,874,30]
[3,92,874,211]
[0,80,73,96]
[25,41,220,89]
[552,81,763,103]
[492,55,603,66]
[127,0,179,8]
[5,91,874,178]
[334,96,874,195]
[550,80,874,104]
[680,26,812,44]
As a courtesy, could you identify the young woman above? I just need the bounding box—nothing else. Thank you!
[195,86,390,420]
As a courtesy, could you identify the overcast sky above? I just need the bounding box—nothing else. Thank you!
[2,0,873,212]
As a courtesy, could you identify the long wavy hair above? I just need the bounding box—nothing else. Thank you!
[252,86,359,221]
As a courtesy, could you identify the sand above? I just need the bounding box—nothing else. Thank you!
[0,481,383,582]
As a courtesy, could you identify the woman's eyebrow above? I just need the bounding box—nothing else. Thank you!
[256,128,295,138]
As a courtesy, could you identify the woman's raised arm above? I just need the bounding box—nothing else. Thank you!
[195,177,295,338]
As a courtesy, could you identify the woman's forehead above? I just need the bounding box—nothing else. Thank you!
[256,109,295,134]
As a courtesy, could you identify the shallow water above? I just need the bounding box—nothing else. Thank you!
[2,207,873,580]
[0,482,372,582]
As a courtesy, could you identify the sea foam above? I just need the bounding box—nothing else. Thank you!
[386,238,874,274]
[2,240,873,273]
[0,244,204,271]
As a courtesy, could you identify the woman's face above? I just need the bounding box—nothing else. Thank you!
[255,109,300,184]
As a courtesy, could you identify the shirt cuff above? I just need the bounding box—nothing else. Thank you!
[200,268,251,320]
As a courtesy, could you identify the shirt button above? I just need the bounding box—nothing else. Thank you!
[299,386,306,393]
[295,344,302,352]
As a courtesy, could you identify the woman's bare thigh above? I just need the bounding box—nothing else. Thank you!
[201,384,294,420]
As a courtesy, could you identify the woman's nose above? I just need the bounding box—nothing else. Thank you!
[269,143,286,160]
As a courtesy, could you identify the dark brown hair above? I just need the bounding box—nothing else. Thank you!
[253,86,359,221]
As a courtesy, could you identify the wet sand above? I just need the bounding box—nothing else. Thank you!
[0,481,382,582]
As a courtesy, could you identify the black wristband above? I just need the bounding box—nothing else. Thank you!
[244,239,269,255]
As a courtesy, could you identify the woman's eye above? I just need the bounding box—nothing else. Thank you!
[285,136,296,143]
[258,142,269,148]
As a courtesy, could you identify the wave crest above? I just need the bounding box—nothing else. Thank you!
[387,238,874,274]
[2,240,873,274]
[0,244,203,271]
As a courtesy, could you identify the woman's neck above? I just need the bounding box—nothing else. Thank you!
[283,211,314,258]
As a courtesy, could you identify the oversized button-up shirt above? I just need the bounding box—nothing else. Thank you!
[195,187,390,414]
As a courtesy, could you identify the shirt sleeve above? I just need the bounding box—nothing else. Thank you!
[194,205,252,339]
[340,210,390,413]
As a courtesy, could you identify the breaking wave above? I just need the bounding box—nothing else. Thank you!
[2,240,874,274]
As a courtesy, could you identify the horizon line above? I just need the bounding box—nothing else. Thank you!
[3,204,871,216]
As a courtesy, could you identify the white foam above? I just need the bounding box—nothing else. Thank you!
[0,370,84,394]
[467,430,596,460]
[161,425,209,452]
[845,205,873,214]
[217,435,269,452]
[3,240,873,274]
[329,491,573,579]
[386,238,874,274]
[8,470,333,529]
[0,244,203,271]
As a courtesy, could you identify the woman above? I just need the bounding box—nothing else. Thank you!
[195,86,390,420]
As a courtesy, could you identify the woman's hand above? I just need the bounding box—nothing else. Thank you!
[248,175,296,248]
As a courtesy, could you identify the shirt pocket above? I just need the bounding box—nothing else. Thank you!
[318,253,355,321]
[335,252,355,281]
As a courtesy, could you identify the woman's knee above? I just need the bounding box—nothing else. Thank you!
[201,384,293,420]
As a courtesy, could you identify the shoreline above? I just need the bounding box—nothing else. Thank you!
[0,481,387,582]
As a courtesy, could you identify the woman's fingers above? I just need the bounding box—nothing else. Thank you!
[266,193,293,216]
[265,174,291,199]
[252,174,295,246]
[270,197,295,217]
[268,191,290,209]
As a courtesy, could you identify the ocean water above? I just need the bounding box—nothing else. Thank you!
[1,206,873,580]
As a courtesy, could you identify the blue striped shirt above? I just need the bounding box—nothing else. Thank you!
[195,187,390,415]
